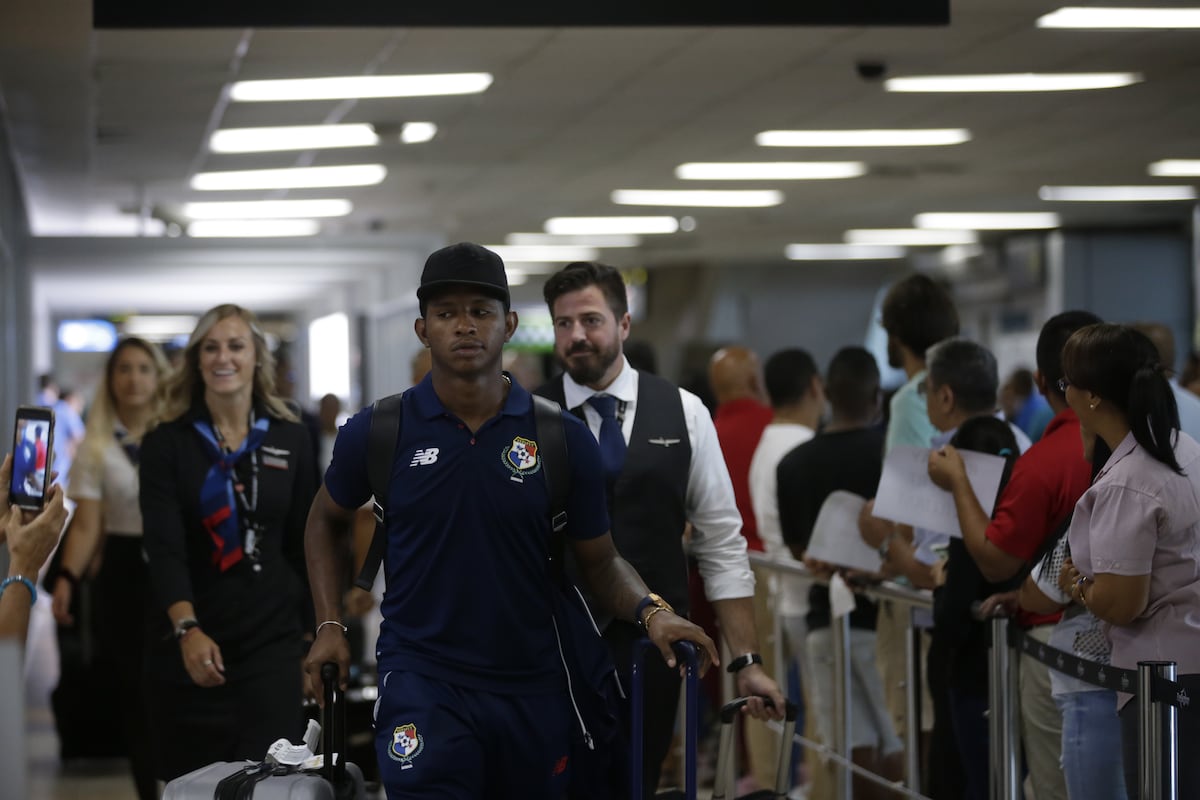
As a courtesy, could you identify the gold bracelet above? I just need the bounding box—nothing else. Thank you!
[642,605,669,630]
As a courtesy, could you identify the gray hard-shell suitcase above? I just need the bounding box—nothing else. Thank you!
[162,664,367,800]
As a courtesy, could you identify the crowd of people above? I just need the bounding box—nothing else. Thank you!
[2,244,1198,800]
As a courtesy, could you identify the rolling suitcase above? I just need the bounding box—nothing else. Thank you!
[162,663,367,800]
[711,695,799,800]
[631,639,701,800]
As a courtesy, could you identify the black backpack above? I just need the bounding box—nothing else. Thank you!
[352,390,627,799]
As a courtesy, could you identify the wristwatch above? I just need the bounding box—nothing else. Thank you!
[726,652,764,674]
[174,618,200,641]
[635,593,674,630]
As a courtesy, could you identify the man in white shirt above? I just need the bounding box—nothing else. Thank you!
[748,349,822,661]
[537,261,785,794]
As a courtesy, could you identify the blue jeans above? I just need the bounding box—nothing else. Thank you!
[1055,690,1127,800]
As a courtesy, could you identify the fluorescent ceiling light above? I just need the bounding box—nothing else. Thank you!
[1149,159,1200,177]
[1038,7,1200,29]
[230,73,494,102]
[545,217,681,235]
[183,199,353,220]
[756,129,971,147]
[846,228,979,246]
[506,233,642,248]
[400,122,438,144]
[786,244,906,261]
[611,189,784,207]
[209,124,378,154]
[122,315,200,338]
[191,164,387,191]
[916,212,1061,230]
[676,162,865,180]
[187,220,321,238]
[1039,185,1198,202]
[885,73,1142,92]
[485,245,599,262]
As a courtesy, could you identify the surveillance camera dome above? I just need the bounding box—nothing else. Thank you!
[856,61,888,81]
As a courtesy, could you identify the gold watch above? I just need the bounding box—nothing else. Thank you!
[636,593,674,631]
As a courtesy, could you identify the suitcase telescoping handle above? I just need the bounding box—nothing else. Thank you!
[631,639,701,800]
[320,662,347,786]
[712,696,800,800]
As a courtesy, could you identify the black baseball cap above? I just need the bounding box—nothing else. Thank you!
[416,242,510,311]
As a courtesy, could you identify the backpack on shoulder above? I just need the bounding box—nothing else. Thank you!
[356,392,628,799]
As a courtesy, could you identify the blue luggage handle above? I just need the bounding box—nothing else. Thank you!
[631,639,700,800]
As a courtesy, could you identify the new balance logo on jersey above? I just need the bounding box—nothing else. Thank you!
[409,448,440,467]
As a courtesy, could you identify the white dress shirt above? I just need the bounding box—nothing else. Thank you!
[561,357,755,601]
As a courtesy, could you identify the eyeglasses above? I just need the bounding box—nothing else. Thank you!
[1057,378,1071,393]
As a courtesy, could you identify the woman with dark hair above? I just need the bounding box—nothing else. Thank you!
[140,304,317,782]
[1058,323,1200,797]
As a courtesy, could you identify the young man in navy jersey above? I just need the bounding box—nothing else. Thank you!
[304,243,718,799]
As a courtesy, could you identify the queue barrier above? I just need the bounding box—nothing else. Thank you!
[746,552,934,800]
[988,613,1189,800]
[746,553,1190,800]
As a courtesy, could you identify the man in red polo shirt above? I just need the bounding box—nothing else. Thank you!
[710,346,772,552]
[928,310,1101,800]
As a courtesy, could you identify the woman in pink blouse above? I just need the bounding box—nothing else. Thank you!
[1059,323,1200,798]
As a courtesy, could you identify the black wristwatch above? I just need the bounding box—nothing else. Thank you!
[174,618,200,641]
[726,652,764,674]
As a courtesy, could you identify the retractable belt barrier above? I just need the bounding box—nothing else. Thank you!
[988,613,1185,800]
[1005,623,1192,710]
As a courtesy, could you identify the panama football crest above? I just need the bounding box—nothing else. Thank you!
[502,436,542,478]
[389,723,424,767]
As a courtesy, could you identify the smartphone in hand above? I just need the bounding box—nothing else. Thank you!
[9,405,55,510]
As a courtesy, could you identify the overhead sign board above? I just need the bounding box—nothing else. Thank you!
[94,0,949,28]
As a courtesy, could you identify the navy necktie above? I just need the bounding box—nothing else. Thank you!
[587,394,627,483]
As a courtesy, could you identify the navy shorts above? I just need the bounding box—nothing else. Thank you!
[374,670,573,799]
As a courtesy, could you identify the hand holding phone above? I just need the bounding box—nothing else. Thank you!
[9,405,56,510]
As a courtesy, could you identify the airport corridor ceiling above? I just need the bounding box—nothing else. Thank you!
[0,0,1198,296]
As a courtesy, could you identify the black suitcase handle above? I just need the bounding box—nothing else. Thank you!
[320,662,347,787]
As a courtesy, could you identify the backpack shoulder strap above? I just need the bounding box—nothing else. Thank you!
[354,391,404,591]
[532,395,571,584]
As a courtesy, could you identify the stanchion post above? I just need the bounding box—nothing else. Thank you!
[987,615,1020,800]
[1138,661,1178,800]
[904,611,920,793]
[830,611,852,800]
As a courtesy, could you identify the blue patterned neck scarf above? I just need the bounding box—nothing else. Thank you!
[193,413,270,572]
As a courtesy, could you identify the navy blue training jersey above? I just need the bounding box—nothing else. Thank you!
[324,373,610,694]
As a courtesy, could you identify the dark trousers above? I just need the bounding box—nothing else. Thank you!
[92,536,156,800]
[1119,673,1200,800]
[926,634,967,800]
[606,620,680,796]
[948,687,990,800]
[151,655,303,781]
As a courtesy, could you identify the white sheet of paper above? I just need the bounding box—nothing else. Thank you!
[872,445,1007,538]
[829,573,858,620]
[804,490,882,573]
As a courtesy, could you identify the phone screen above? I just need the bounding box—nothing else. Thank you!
[9,405,55,510]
